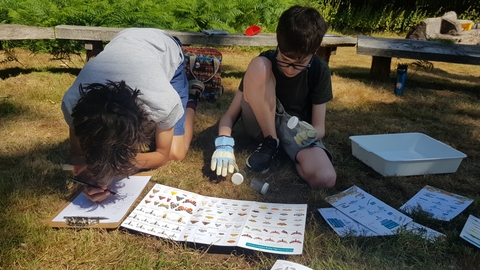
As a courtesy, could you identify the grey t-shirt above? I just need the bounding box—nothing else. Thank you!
[61,28,184,130]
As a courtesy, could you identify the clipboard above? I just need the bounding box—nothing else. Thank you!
[48,175,151,228]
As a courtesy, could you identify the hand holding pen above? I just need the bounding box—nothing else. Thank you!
[67,176,116,202]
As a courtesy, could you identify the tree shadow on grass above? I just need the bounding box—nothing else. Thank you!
[332,65,480,96]
[0,66,80,79]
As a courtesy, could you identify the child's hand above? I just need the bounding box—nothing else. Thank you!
[75,166,111,202]
[293,121,318,146]
[83,186,111,202]
[211,136,237,177]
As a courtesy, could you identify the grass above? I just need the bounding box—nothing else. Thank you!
[0,44,479,270]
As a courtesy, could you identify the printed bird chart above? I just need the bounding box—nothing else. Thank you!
[400,185,473,221]
[121,183,308,255]
[460,215,480,249]
[324,186,412,236]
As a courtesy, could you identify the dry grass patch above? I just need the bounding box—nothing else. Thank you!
[0,45,479,269]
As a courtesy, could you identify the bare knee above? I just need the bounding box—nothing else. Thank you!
[304,169,336,189]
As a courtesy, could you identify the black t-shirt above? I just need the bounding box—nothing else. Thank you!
[239,49,333,122]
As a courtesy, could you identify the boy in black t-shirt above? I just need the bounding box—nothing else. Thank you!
[210,5,336,189]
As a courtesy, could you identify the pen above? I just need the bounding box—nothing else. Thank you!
[67,177,117,196]
[63,216,109,220]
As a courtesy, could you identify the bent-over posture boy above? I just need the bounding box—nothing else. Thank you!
[62,28,201,201]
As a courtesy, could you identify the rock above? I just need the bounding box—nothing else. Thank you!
[406,17,441,40]
[457,29,480,45]
[440,11,462,35]
[406,11,474,41]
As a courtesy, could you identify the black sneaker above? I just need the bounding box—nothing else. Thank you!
[246,135,279,173]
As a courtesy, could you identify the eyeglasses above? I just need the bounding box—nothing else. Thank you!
[275,50,313,70]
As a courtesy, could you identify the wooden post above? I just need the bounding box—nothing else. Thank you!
[316,46,337,64]
[84,41,104,61]
[370,56,391,79]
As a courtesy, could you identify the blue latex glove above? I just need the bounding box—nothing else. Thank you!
[211,136,237,177]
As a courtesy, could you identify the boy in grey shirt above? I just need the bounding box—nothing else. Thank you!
[62,28,200,202]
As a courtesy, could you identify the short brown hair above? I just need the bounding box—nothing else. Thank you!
[276,5,328,59]
[72,81,155,186]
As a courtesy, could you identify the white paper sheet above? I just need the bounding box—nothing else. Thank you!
[52,176,150,224]
[460,215,480,249]
[404,221,445,242]
[318,208,379,237]
[270,259,313,270]
[400,185,473,221]
[325,186,412,236]
[121,183,308,255]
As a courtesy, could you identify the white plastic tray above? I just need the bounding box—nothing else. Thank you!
[350,133,467,176]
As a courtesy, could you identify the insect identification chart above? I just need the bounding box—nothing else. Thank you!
[400,185,473,221]
[325,186,412,236]
[121,183,308,254]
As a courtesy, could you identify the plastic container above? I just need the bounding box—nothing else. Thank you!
[245,25,262,36]
[249,178,269,195]
[349,133,466,176]
[458,20,474,31]
[231,170,245,185]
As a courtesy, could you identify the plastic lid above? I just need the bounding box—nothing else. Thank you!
[245,25,262,36]
[260,182,269,195]
[231,172,244,185]
[287,116,299,129]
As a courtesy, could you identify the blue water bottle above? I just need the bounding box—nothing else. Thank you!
[394,64,408,96]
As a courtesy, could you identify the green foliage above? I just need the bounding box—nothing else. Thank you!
[1,0,477,33]
[0,0,477,55]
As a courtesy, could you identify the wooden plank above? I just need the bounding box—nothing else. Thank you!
[55,25,123,41]
[322,34,357,47]
[55,25,356,48]
[357,35,480,65]
[0,24,55,40]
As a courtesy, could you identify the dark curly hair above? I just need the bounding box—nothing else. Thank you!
[276,5,328,60]
[71,81,156,186]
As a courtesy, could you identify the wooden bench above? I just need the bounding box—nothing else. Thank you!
[0,24,55,51]
[357,35,480,78]
[0,24,357,63]
[54,25,356,62]
[0,24,55,40]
